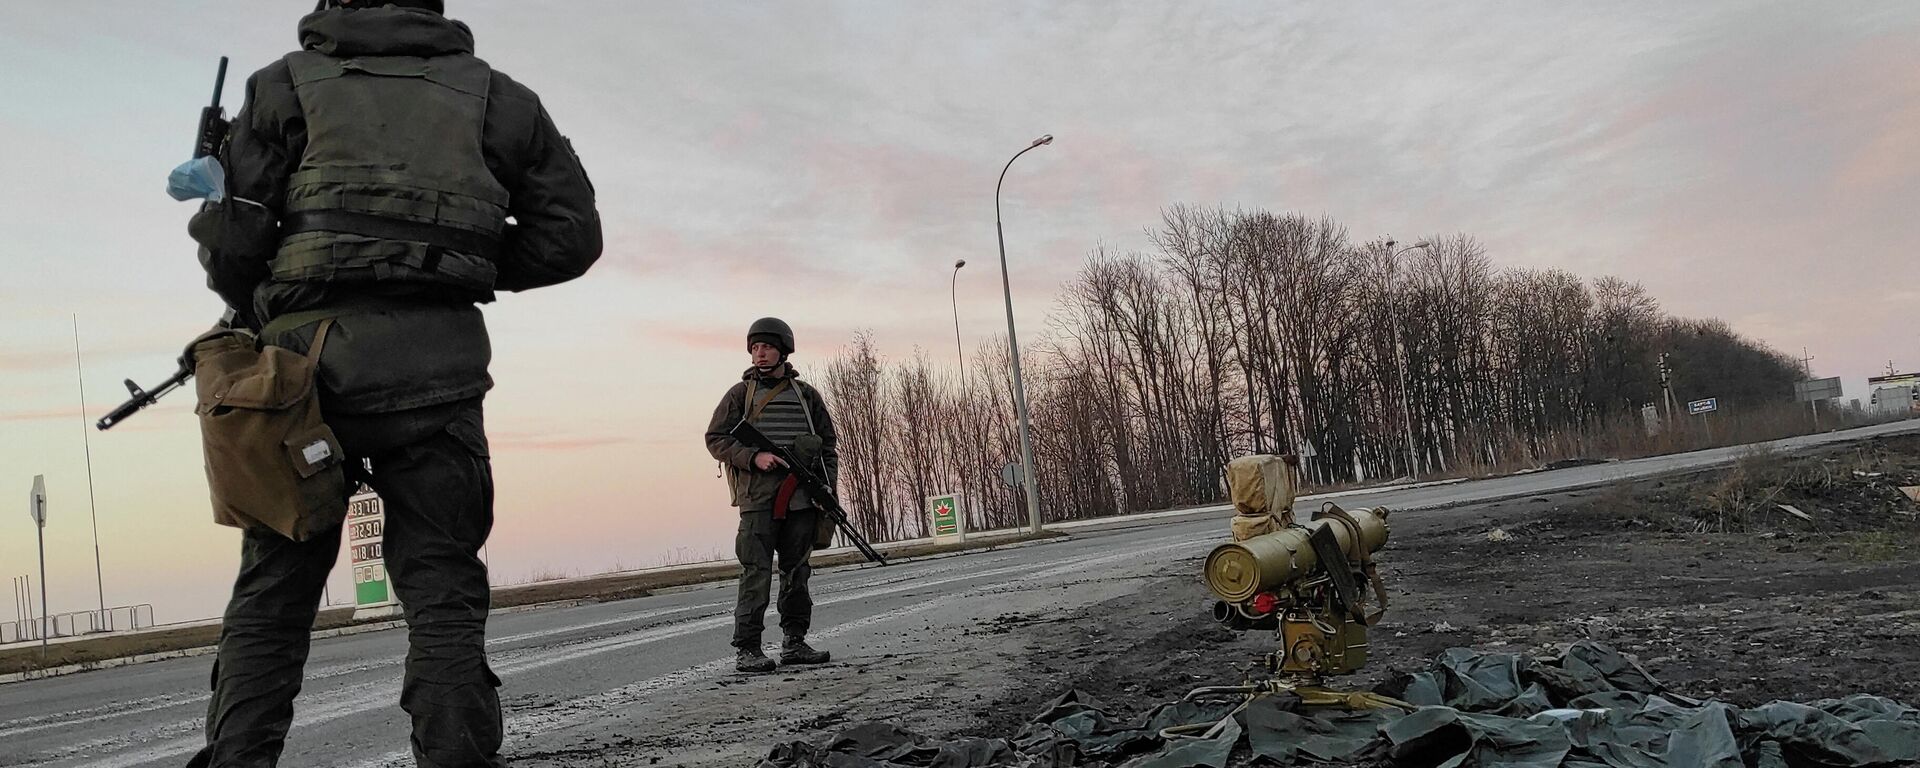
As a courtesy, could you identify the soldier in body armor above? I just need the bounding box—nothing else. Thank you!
[705,318,840,673]
[185,1,601,765]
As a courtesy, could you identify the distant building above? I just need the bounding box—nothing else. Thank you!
[1868,372,1920,416]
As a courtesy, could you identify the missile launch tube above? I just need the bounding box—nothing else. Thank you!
[1203,507,1391,603]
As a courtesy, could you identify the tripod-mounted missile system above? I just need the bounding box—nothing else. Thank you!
[1167,455,1410,739]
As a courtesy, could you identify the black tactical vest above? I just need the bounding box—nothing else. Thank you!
[270,50,509,292]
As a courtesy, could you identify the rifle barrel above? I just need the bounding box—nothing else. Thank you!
[96,368,191,431]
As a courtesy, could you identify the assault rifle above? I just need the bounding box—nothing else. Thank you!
[97,359,193,431]
[728,421,888,566]
[100,57,234,431]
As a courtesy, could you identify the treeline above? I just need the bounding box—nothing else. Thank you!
[815,205,1812,541]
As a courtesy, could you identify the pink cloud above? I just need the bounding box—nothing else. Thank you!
[654,326,748,351]
[0,406,81,423]
[1823,36,1920,197]
[488,432,632,452]
[0,349,76,372]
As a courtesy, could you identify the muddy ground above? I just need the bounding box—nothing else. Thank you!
[291,433,1920,767]
[949,434,1920,762]
[117,433,1902,767]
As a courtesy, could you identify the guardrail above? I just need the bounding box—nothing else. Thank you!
[0,604,155,645]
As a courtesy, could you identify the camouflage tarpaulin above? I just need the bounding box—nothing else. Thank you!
[758,642,1920,767]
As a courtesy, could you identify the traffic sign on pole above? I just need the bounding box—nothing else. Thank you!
[1794,378,1842,402]
[28,475,49,649]
[29,475,47,527]
[999,462,1023,489]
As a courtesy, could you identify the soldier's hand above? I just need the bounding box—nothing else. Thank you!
[754,452,787,471]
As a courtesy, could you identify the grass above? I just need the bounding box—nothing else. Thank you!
[1692,445,1790,533]
[1849,531,1908,563]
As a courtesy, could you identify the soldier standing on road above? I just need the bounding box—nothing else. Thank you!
[185,1,601,766]
[705,318,839,674]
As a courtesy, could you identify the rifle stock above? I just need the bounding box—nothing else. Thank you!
[728,421,888,565]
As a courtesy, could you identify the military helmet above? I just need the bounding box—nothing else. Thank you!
[314,0,445,13]
[747,317,795,355]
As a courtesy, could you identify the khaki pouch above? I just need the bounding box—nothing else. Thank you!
[193,319,348,541]
[815,511,837,549]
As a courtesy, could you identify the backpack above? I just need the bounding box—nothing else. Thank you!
[191,319,348,541]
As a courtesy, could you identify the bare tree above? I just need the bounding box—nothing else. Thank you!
[808,207,1809,542]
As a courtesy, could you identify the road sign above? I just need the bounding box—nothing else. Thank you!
[1794,377,1842,402]
[926,493,965,542]
[1687,398,1718,415]
[346,486,399,618]
[1000,462,1023,489]
[29,475,46,527]
[28,475,49,649]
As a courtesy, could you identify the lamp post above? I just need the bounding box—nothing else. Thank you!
[996,134,1052,534]
[1386,239,1429,479]
[951,260,967,374]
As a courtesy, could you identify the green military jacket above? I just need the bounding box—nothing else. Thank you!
[706,366,841,511]
[190,6,601,413]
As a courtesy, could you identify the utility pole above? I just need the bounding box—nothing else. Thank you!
[1801,347,1819,430]
[74,316,108,628]
[1658,353,1676,423]
[18,576,34,640]
[1386,238,1429,478]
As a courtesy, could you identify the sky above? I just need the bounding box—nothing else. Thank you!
[2,2,1916,625]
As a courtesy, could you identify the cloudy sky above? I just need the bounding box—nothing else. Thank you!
[3,2,1915,624]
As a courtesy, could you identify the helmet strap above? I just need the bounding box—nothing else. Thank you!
[756,356,788,376]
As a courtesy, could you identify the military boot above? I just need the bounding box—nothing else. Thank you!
[780,635,831,666]
[736,646,777,674]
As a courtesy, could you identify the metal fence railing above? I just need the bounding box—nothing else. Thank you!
[1,604,156,645]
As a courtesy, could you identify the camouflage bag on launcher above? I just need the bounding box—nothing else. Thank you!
[192,319,348,541]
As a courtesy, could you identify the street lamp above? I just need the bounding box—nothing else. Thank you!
[1386,238,1428,479]
[997,134,1052,534]
[951,259,967,374]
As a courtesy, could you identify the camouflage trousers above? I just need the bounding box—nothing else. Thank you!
[187,399,502,768]
[732,507,820,649]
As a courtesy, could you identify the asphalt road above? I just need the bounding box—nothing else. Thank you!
[5,419,1915,768]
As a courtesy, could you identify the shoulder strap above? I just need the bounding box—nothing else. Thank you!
[745,379,791,423]
[305,318,336,363]
[793,380,819,435]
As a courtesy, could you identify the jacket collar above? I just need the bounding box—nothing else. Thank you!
[298,6,475,58]
[742,364,798,384]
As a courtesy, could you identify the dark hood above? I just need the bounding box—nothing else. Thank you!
[298,7,474,58]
